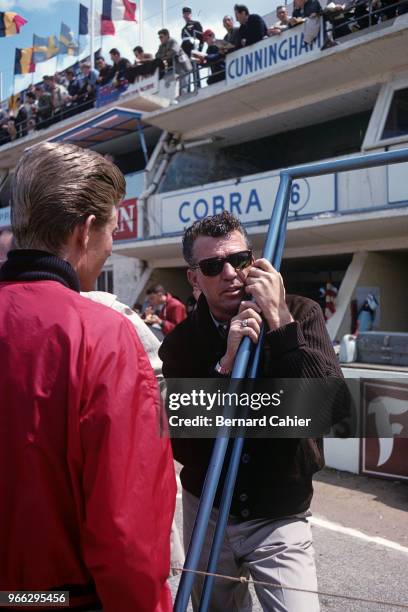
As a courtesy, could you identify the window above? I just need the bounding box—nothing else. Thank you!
[96,267,113,293]
[382,87,408,140]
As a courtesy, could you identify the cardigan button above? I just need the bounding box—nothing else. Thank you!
[242,453,251,464]
[239,493,248,502]
[241,508,250,518]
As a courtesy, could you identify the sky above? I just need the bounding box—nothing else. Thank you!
[0,0,278,99]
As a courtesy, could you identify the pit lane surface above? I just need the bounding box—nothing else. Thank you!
[170,468,408,611]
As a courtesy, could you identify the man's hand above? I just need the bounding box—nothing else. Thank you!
[241,259,294,331]
[220,301,262,373]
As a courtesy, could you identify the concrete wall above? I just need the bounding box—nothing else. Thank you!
[330,251,408,342]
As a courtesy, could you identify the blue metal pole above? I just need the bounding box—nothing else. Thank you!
[197,174,292,611]
[286,147,408,179]
[176,146,408,612]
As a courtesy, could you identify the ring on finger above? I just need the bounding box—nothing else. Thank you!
[240,319,249,328]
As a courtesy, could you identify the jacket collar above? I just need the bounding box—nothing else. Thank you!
[0,249,80,292]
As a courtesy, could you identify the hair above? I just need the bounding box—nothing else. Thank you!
[96,56,105,62]
[276,4,286,10]
[81,61,91,69]
[182,211,250,266]
[146,283,166,295]
[66,68,75,75]
[11,142,125,255]
[223,14,234,21]
[109,47,120,55]
[234,4,249,15]
[158,28,169,36]
[133,45,144,53]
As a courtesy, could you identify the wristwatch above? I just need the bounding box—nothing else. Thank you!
[214,360,230,376]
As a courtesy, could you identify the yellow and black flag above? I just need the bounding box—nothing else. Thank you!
[14,48,36,75]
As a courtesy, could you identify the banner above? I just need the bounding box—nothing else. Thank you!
[226,21,323,85]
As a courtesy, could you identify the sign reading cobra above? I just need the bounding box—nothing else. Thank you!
[226,21,323,85]
[160,172,334,234]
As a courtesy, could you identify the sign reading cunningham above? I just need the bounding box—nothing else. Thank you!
[226,22,323,85]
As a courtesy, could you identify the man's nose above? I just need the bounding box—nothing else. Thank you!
[221,262,237,278]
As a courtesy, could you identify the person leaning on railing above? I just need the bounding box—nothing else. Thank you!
[155,28,192,93]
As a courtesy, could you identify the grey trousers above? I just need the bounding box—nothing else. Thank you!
[182,489,320,612]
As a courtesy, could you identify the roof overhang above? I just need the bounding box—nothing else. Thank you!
[113,206,408,266]
[50,107,143,148]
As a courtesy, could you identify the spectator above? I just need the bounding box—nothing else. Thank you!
[96,56,113,85]
[291,0,322,21]
[223,14,241,49]
[145,283,187,336]
[0,230,13,268]
[155,28,192,93]
[45,75,68,116]
[77,62,98,110]
[193,29,226,84]
[133,45,153,64]
[109,48,131,84]
[269,5,291,34]
[0,142,176,611]
[63,69,82,118]
[34,85,53,129]
[234,3,268,46]
[15,100,28,138]
[180,6,204,56]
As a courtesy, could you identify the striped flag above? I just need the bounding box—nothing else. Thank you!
[79,3,102,38]
[101,0,137,36]
[14,47,36,75]
[32,34,60,63]
[0,11,27,37]
[59,22,79,55]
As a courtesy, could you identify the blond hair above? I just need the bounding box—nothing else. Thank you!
[12,142,125,254]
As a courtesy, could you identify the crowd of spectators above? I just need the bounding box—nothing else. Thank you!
[1,0,407,147]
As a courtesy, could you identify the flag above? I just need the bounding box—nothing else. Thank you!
[0,11,27,37]
[79,3,101,40]
[59,22,79,55]
[32,34,60,63]
[101,0,137,36]
[14,47,35,75]
[322,282,338,321]
[79,4,88,35]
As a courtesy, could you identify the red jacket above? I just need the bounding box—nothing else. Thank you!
[161,293,187,335]
[0,280,176,611]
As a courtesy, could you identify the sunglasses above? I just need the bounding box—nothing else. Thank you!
[191,250,252,277]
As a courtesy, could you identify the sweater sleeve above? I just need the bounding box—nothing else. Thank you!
[265,301,343,377]
[265,300,351,432]
[161,299,187,335]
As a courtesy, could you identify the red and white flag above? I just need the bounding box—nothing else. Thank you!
[322,282,338,321]
[101,0,137,36]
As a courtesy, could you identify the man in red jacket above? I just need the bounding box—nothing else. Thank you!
[145,283,187,335]
[0,142,176,612]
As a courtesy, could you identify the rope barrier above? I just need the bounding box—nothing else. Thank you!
[171,566,408,609]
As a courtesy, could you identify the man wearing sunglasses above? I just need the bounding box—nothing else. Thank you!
[159,211,343,611]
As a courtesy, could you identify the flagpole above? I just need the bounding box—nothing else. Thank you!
[90,0,95,68]
[139,0,143,46]
[161,0,166,28]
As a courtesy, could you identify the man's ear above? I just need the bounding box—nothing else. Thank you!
[73,215,96,251]
[187,267,199,290]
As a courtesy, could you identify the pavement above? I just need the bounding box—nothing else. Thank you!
[169,466,408,611]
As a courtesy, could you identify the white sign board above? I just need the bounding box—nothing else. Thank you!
[226,21,323,85]
[0,206,11,230]
[388,162,408,204]
[124,70,159,97]
[161,172,335,234]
